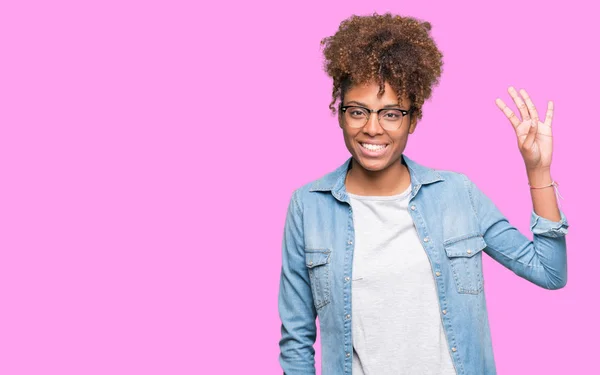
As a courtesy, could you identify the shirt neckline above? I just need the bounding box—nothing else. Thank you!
[347,183,412,201]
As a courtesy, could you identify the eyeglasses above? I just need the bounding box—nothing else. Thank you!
[340,105,412,131]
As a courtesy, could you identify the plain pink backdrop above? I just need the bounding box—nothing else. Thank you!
[0,0,597,374]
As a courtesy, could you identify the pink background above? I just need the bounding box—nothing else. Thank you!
[0,0,597,374]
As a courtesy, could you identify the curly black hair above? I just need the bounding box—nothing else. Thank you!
[320,12,444,121]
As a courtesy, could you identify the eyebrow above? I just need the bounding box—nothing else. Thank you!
[345,100,404,109]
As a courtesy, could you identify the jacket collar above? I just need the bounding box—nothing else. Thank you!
[308,154,444,201]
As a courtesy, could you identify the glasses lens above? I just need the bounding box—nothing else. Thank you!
[344,107,369,128]
[379,109,404,130]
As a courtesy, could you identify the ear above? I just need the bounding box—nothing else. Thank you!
[408,116,418,134]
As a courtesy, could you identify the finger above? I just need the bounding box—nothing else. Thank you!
[495,98,520,129]
[519,88,539,123]
[508,86,530,121]
[522,117,537,150]
[544,100,554,127]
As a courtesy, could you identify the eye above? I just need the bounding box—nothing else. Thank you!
[348,108,367,117]
[381,109,402,120]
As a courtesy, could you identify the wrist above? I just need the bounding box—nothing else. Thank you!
[527,168,553,187]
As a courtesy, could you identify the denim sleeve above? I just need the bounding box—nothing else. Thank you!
[530,209,569,237]
[278,189,317,375]
[465,175,569,290]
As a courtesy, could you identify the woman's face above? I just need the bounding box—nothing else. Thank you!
[340,81,417,172]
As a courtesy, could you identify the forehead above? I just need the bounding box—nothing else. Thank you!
[345,81,409,104]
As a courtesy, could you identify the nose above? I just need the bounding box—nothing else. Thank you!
[362,113,384,136]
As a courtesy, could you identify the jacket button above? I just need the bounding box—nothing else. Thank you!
[435,271,441,277]
[467,249,472,254]
[346,352,351,358]
[423,237,429,242]
[345,276,350,282]
[452,347,457,352]
[410,205,416,210]
[442,310,447,315]
[346,314,351,320]
[348,240,353,245]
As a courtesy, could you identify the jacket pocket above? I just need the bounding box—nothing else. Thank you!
[443,233,487,294]
[305,249,332,310]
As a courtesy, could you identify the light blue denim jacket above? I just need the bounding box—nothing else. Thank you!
[278,154,569,375]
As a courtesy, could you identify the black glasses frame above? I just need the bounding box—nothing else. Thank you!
[340,105,413,129]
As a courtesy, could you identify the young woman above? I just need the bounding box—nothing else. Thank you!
[278,13,569,375]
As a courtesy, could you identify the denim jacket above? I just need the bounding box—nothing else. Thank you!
[278,154,569,375]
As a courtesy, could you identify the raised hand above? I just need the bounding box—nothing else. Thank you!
[495,87,554,172]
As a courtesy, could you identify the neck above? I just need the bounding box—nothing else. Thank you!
[345,156,411,196]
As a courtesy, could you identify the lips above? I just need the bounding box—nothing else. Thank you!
[359,142,388,151]
[358,142,389,157]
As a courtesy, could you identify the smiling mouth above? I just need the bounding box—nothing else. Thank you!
[359,142,389,151]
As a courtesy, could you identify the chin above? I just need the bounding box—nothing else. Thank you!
[353,154,391,172]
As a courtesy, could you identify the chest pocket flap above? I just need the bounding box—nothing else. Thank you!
[444,234,487,257]
[305,250,330,268]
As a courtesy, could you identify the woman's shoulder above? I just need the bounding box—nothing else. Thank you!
[401,154,474,187]
[407,157,472,187]
[283,159,351,211]
[434,168,471,183]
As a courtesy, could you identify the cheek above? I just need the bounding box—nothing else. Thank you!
[342,130,360,149]
[392,135,408,149]
[342,133,353,150]
[385,134,409,154]
[341,129,351,142]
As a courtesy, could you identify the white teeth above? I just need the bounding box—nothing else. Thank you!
[361,143,387,151]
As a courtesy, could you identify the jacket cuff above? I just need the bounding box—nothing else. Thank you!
[530,209,569,237]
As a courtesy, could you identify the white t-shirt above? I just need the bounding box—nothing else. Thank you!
[348,184,456,375]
